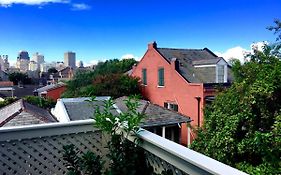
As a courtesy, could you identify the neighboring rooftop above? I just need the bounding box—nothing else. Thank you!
[115,96,191,127]
[0,99,57,127]
[33,82,65,94]
[155,46,230,83]
[52,96,190,127]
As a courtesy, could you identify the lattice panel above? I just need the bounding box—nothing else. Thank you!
[145,151,188,175]
[0,130,103,175]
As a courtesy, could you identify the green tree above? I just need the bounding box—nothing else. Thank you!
[8,72,32,85]
[63,58,138,98]
[48,67,58,74]
[191,45,281,174]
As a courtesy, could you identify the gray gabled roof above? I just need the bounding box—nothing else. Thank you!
[156,47,225,83]
[0,99,57,127]
[114,96,190,127]
[61,97,118,121]
[34,82,65,93]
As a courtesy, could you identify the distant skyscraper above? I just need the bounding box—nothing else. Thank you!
[17,50,30,60]
[0,55,9,71]
[32,52,44,64]
[16,51,30,72]
[64,51,76,68]
[29,61,39,71]
[77,60,84,68]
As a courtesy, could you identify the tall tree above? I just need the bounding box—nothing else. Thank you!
[191,25,281,174]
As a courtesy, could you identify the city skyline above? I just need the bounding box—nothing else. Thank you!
[0,0,280,66]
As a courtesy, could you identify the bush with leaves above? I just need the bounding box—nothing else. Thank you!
[0,97,18,108]
[191,45,281,174]
[62,144,103,175]
[23,96,56,109]
[63,58,137,98]
[93,96,153,175]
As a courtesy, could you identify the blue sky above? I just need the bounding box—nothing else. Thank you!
[0,0,280,65]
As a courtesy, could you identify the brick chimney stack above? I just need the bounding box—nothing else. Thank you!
[148,41,157,50]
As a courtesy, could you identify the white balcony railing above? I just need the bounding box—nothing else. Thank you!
[0,120,248,175]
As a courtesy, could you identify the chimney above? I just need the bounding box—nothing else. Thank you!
[148,41,157,50]
[171,58,179,71]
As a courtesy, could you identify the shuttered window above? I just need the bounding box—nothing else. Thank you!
[142,68,147,85]
[158,68,164,86]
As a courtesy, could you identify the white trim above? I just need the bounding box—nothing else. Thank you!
[128,129,248,175]
[194,64,216,68]
[187,126,191,147]
[51,99,71,122]
[157,85,165,88]
[162,126,166,138]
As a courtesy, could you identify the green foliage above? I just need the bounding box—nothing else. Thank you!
[8,72,32,85]
[62,144,103,175]
[267,19,281,41]
[48,67,58,74]
[93,96,153,175]
[191,45,281,174]
[23,96,56,109]
[63,58,138,98]
[0,97,18,108]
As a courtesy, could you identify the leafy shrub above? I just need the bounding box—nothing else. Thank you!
[0,97,18,108]
[62,144,103,175]
[23,96,56,109]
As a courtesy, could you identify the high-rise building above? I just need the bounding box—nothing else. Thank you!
[16,51,30,72]
[17,50,30,60]
[64,51,76,68]
[29,61,39,71]
[32,52,44,64]
[77,60,84,68]
[0,55,9,71]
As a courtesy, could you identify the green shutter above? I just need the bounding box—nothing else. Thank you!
[158,68,164,86]
[142,69,147,85]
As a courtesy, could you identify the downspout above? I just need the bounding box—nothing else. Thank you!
[195,96,201,127]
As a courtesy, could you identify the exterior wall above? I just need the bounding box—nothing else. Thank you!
[46,86,66,101]
[131,45,205,145]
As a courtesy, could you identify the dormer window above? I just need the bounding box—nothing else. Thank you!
[217,65,225,83]
[216,58,228,83]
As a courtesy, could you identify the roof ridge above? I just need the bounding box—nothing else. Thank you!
[158,47,204,51]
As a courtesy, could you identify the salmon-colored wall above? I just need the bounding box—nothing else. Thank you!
[46,86,66,101]
[132,44,206,145]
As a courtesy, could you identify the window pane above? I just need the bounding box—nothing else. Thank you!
[142,68,147,85]
[158,68,164,86]
[217,65,224,83]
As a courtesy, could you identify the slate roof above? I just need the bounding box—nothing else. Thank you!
[61,97,118,121]
[0,99,57,127]
[156,47,227,83]
[59,96,190,127]
[114,96,191,127]
[34,82,65,93]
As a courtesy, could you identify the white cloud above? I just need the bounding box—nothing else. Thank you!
[71,3,91,11]
[215,41,268,63]
[121,54,139,61]
[84,59,106,67]
[0,0,69,7]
